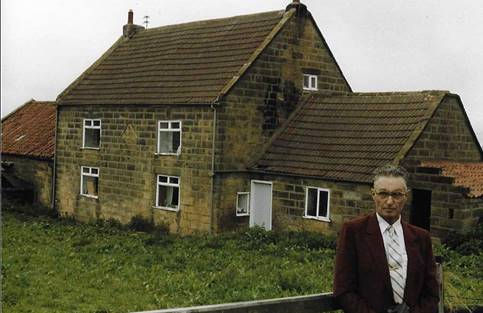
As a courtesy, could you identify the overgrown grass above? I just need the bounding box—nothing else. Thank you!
[2,205,481,313]
[2,210,335,313]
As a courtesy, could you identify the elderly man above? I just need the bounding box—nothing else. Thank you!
[334,164,439,313]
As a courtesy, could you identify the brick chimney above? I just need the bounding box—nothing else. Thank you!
[286,0,308,16]
[123,9,144,38]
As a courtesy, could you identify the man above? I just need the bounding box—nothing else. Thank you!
[334,164,439,313]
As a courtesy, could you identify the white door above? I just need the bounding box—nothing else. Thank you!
[249,180,272,230]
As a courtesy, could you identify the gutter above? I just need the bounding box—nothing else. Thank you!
[209,98,220,234]
[51,106,59,210]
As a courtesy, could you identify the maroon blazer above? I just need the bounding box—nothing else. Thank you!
[333,213,439,313]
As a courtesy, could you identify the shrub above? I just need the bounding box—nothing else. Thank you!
[127,215,156,232]
[2,198,59,218]
[442,223,483,255]
[239,226,336,252]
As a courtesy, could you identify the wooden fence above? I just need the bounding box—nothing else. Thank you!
[133,261,444,313]
[131,292,339,313]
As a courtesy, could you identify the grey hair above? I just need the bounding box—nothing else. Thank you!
[372,164,409,187]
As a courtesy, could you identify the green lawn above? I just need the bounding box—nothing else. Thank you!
[2,209,481,313]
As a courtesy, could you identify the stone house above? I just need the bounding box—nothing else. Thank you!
[1,100,56,207]
[54,1,482,237]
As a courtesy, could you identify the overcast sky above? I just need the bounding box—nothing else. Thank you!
[2,0,482,144]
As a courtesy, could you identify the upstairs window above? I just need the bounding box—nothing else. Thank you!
[155,175,180,211]
[305,187,330,221]
[83,119,101,149]
[236,192,250,216]
[80,166,99,198]
[303,74,318,91]
[158,121,181,155]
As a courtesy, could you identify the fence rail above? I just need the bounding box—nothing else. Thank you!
[131,292,340,313]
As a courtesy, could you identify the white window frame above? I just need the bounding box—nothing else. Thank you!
[303,74,318,91]
[236,192,250,216]
[82,119,101,149]
[304,186,330,222]
[154,174,180,211]
[80,166,99,199]
[157,120,182,155]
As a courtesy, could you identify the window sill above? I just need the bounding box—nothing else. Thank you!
[303,215,331,223]
[81,147,100,150]
[302,88,318,91]
[155,152,180,156]
[236,212,249,217]
[80,194,98,199]
[153,206,179,212]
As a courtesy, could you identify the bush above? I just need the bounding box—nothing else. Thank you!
[2,198,59,218]
[239,226,336,251]
[442,223,483,255]
[127,215,156,232]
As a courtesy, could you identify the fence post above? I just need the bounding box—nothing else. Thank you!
[435,255,444,313]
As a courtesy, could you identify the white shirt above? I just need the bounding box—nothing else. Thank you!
[376,213,408,301]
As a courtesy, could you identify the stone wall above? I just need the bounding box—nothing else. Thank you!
[215,172,375,235]
[214,168,482,238]
[401,95,482,237]
[405,96,482,164]
[2,154,53,208]
[408,167,482,238]
[212,12,351,231]
[55,105,214,234]
[216,11,350,172]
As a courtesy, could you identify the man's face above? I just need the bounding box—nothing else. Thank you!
[372,176,408,224]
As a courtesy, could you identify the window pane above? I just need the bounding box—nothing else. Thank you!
[159,122,169,129]
[237,193,249,214]
[158,176,168,183]
[82,167,90,173]
[171,122,180,129]
[172,131,181,152]
[85,128,100,148]
[306,188,317,217]
[93,120,101,127]
[303,75,309,88]
[318,190,329,218]
[91,168,99,175]
[157,185,179,209]
[82,175,98,196]
[169,177,179,184]
[158,132,172,153]
[85,120,92,126]
[311,76,317,88]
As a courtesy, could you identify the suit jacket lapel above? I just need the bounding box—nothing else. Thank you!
[365,214,393,294]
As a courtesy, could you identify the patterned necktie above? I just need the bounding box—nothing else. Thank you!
[386,225,405,303]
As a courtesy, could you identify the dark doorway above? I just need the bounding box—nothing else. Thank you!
[410,189,432,230]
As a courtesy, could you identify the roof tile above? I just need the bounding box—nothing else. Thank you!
[59,10,286,105]
[1,100,56,159]
[420,161,483,198]
[253,91,447,182]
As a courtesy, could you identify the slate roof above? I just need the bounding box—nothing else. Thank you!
[252,91,448,183]
[420,161,483,198]
[58,10,290,106]
[1,100,56,159]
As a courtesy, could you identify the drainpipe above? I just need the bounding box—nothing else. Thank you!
[51,105,59,210]
[209,99,219,234]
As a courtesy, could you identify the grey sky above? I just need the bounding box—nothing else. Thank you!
[2,0,482,144]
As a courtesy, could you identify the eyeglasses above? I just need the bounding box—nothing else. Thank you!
[373,190,408,200]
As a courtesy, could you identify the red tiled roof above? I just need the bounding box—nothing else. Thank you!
[252,91,447,183]
[1,100,56,159]
[58,10,289,106]
[420,161,483,198]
